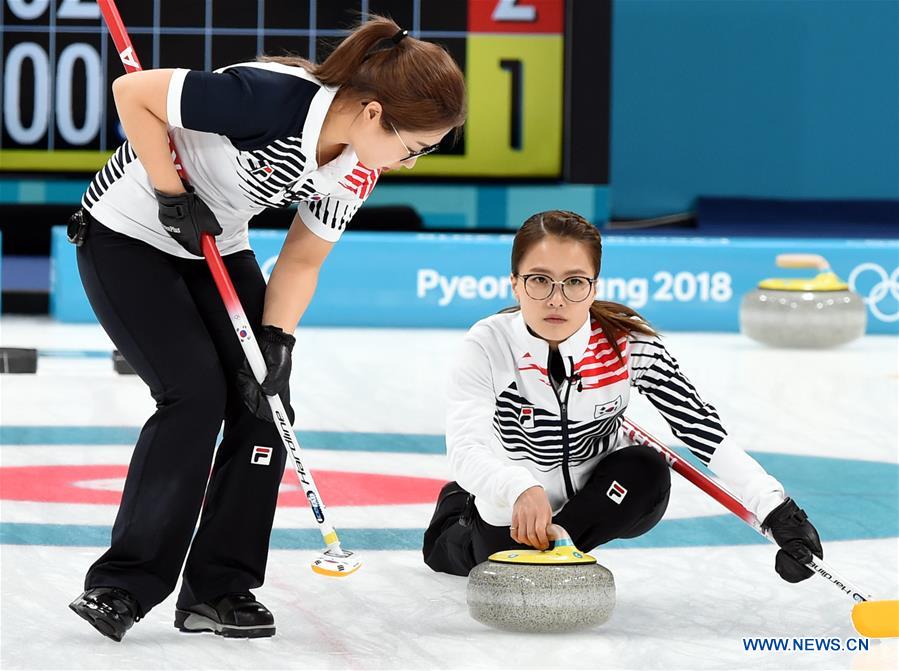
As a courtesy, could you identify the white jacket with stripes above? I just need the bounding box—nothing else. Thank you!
[446,310,786,527]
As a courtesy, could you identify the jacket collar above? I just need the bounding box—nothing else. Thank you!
[301,82,339,171]
[512,311,592,376]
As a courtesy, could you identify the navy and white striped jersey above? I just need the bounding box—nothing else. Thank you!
[82,61,379,259]
[446,310,786,526]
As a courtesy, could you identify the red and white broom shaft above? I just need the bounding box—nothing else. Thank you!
[620,417,873,603]
[97,0,343,553]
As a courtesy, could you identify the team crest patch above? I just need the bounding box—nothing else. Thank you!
[594,396,623,419]
[251,446,273,466]
[520,406,535,428]
[607,480,627,504]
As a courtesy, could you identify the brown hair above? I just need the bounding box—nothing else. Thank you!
[507,210,658,360]
[261,15,466,137]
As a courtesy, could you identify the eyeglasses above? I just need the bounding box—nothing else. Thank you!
[518,274,595,302]
[390,122,441,161]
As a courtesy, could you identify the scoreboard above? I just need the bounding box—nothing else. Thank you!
[1,0,567,178]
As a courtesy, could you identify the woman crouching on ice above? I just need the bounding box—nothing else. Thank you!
[423,210,823,584]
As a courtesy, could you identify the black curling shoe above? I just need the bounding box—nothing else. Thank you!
[175,592,275,638]
[69,587,141,642]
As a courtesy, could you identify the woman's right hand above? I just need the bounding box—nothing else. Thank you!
[236,325,295,423]
[154,186,222,257]
[511,485,553,550]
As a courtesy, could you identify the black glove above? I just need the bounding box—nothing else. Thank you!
[155,186,222,257]
[237,325,296,423]
[761,497,823,583]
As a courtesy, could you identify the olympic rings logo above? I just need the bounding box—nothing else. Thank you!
[847,263,899,322]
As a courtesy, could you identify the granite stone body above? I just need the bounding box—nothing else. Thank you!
[740,289,866,348]
[466,561,615,633]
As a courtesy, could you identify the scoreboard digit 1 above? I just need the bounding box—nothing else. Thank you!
[410,0,564,178]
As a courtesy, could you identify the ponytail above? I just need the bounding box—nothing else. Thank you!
[260,15,402,84]
[260,15,466,134]
[589,301,658,360]
[313,17,405,88]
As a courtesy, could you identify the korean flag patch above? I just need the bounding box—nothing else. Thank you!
[594,395,623,419]
[238,154,275,182]
[250,165,275,181]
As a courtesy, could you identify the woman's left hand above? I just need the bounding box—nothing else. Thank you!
[237,325,295,422]
[761,497,823,583]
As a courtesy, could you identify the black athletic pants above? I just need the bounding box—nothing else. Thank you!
[423,444,671,576]
[76,218,289,614]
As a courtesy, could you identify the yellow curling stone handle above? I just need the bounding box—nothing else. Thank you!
[758,254,849,291]
[776,254,830,271]
[489,524,597,565]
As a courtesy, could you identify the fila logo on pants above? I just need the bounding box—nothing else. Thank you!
[607,480,627,504]
[251,446,273,466]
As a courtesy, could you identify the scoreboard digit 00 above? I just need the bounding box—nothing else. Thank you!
[1,0,564,177]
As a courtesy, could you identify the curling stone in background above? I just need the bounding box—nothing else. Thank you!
[112,350,137,375]
[740,254,867,348]
[0,348,38,374]
[466,525,615,633]
[0,348,137,375]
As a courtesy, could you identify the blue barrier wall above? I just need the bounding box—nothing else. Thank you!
[2,179,609,231]
[611,0,899,218]
[51,227,899,334]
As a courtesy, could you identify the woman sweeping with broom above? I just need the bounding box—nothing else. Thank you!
[68,15,465,642]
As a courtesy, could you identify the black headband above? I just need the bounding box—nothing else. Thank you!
[362,29,409,62]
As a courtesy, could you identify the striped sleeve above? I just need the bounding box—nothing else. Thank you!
[628,334,725,465]
[296,197,363,243]
[81,141,138,209]
[627,333,785,520]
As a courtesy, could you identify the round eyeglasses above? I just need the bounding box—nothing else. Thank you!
[518,274,595,302]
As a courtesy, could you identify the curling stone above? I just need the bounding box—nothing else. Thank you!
[112,350,136,375]
[740,254,866,348]
[466,525,615,633]
[0,348,38,374]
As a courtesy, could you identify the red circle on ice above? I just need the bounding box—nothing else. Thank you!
[0,465,445,506]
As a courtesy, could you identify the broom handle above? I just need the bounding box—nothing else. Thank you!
[620,418,873,603]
